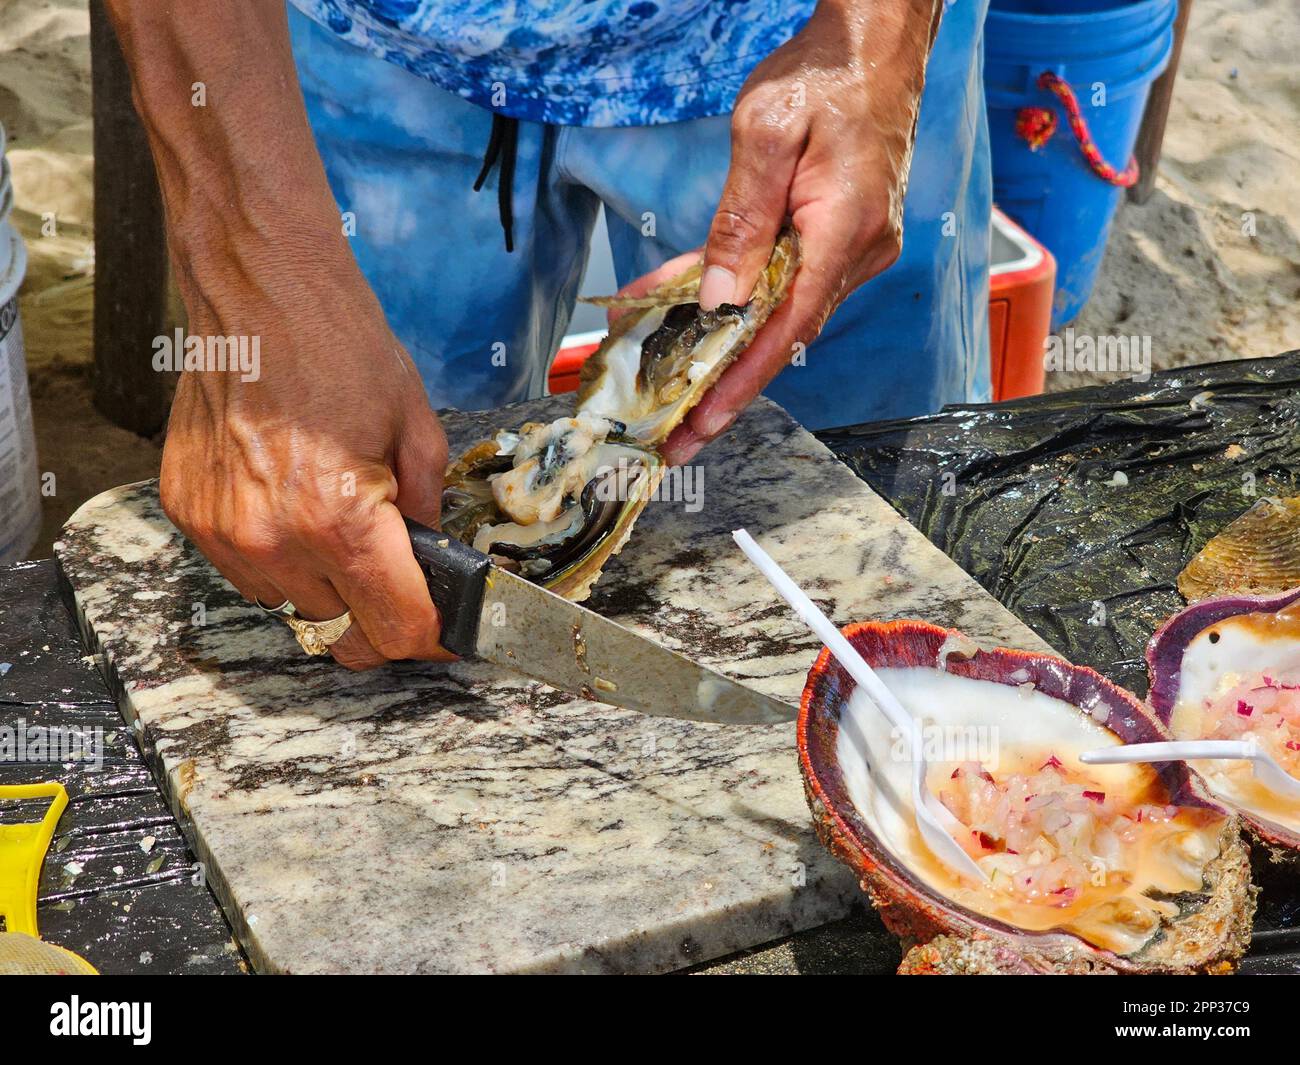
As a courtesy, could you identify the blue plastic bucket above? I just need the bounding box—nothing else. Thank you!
[985,0,1176,326]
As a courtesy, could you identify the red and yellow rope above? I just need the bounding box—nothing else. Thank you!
[1015,71,1140,188]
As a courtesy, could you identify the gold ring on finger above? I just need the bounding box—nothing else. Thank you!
[285,611,353,656]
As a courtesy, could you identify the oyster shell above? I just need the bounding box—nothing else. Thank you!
[441,228,800,600]
[1147,587,1300,854]
[441,414,664,601]
[576,226,799,446]
[1178,496,1300,602]
[800,620,1253,975]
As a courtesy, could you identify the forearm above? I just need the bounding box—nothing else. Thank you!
[103,2,354,313]
[814,0,943,80]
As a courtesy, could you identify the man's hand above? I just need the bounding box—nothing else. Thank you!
[161,258,455,671]
[107,0,453,668]
[623,0,943,466]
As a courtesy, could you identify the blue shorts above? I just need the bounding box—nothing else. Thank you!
[288,1,992,431]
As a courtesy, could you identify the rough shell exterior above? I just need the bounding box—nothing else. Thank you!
[1178,497,1300,602]
[799,619,1255,975]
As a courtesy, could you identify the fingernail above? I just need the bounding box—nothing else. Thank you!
[698,266,737,312]
[698,407,736,438]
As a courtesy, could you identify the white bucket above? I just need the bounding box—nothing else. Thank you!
[0,122,42,563]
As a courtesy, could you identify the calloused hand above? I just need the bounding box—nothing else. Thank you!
[105,0,458,671]
[161,256,456,671]
[613,0,943,466]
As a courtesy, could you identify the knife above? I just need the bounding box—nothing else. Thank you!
[406,520,794,725]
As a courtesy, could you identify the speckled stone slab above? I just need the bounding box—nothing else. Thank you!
[55,397,1050,973]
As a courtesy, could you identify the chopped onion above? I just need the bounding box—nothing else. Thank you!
[937,632,980,666]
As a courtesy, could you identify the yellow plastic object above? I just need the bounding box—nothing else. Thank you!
[0,932,98,975]
[0,781,66,936]
[0,782,98,974]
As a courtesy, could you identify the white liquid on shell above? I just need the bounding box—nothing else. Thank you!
[835,666,1222,956]
[1169,611,1300,835]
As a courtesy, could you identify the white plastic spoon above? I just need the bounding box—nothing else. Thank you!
[732,529,988,883]
[1080,739,1300,802]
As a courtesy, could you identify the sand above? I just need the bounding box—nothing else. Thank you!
[1,0,159,557]
[1058,0,1300,389]
[2,0,1298,557]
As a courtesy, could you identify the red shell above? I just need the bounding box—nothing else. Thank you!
[1147,587,1300,852]
[797,619,1229,974]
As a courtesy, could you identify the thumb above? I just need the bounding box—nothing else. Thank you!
[700,113,801,311]
[393,408,449,528]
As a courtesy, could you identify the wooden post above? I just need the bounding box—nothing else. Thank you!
[1128,0,1194,205]
[90,0,172,435]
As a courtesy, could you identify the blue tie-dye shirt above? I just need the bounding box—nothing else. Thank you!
[288,0,817,127]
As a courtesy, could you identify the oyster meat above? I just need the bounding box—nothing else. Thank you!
[800,620,1253,975]
[1147,587,1300,852]
[441,227,800,600]
[1179,496,1300,602]
[441,414,663,601]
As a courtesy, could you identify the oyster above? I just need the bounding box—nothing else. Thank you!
[441,414,664,601]
[576,227,799,446]
[1147,587,1300,854]
[800,620,1253,975]
[1178,496,1300,602]
[441,227,800,600]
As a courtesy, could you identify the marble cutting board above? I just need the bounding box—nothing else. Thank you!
[55,396,1051,973]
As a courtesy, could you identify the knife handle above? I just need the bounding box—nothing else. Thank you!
[405,519,489,658]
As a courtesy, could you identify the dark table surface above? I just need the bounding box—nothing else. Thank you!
[0,559,243,973]
[4,354,1297,975]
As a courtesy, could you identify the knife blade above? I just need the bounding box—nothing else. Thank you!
[406,520,794,725]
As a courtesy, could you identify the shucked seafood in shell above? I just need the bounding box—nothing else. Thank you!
[440,413,663,600]
[799,621,1254,975]
[1148,586,1300,856]
[442,227,800,600]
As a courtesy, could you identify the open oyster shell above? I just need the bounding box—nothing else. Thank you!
[441,414,664,601]
[440,228,800,600]
[800,620,1254,975]
[576,226,799,446]
[1147,586,1300,856]
[1179,496,1300,602]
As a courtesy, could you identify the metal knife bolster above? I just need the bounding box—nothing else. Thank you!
[405,519,794,725]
